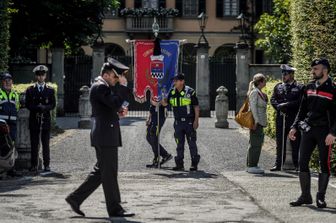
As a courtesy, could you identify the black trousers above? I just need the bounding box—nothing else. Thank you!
[146,121,168,158]
[68,146,122,216]
[275,114,301,167]
[299,126,331,175]
[30,128,50,168]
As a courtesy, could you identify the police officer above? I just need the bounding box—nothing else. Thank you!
[145,101,172,168]
[0,73,20,141]
[289,58,336,208]
[25,65,56,172]
[0,73,21,177]
[164,73,200,171]
[270,64,303,171]
[66,58,134,218]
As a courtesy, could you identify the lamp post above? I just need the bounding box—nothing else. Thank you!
[236,13,247,44]
[196,12,210,117]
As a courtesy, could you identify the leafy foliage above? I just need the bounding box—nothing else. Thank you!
[0,0,11,72]
[9,0,119,59]
[255,0,292,63]
[120,8,179,17]
[290,0,336,81]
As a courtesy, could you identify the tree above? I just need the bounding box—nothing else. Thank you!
[255,0,292,63]
[0,0,11,72]
[290,0,336,81]
[9,0,119,60]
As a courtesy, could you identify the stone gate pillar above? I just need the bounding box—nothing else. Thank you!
[196,43,211,117]
[235,43,250,111]
[52,48,65,115]
[92,43,105,80]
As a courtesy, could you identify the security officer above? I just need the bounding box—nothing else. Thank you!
[25,65,56,172]
[289,58,336,208]
[66,58,134,218]
[0,73,20,141]
[145,101,172,168]
[270,64,303,171]
[0,73,21,177]
[165,73,200,171]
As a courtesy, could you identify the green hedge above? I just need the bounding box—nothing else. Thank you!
[0,0,10,72]
[290,0,336,81]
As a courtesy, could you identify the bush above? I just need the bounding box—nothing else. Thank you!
[290,0,336,81]
[263,79,279,139]
[0,0,11,72]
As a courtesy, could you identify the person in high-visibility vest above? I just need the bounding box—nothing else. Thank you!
[0,73,20,142]
[0,72,21,177]
[164,73,200,171]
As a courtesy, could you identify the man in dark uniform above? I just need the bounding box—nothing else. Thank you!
[145,101,172,168]
[164,73,200,171]
[65,58,134,218]
[25,65,56,172]
[270,64,303,171]
[0,73,21,177]
[289,58,336,208]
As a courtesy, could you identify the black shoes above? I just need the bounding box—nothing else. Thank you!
[290,195,313,206]
[270,165,281,171]
[316,173,329,208]
[65,196,85,217]
[316,193,327,208]
[110,209,135,217]
[44,166,51,172]
[146,158,159,168]
[160,154,173,165]
[190,165,198,171]
[172,165,184,171]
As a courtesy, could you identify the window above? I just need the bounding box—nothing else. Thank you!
[183,0,199,17]
[143,0,159,9]
[223,0,238,17]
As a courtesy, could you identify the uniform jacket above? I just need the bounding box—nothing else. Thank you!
[167,85,199,120]
[270,81,303,117]
[90,77,129,147]
[25,84,56,130]
[249,88,268,127]
[292,77,336,135]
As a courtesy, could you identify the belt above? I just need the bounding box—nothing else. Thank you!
[175,117,194,122]
[0,115,17,121]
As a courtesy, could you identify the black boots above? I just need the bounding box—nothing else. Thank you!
[290,172,313,206]
[146,157,159,168]
[316,173,329,208]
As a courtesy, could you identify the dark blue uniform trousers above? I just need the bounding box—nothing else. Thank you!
[146,119,169,158]
[174,120,200,166]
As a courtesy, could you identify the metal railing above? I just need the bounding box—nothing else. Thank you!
[125,16,174,33]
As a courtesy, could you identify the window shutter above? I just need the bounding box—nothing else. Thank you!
[159,0,166,8]
[134,0,142,8]
[175,0,183,16]
[216,0,223,17]
[199,0,206,14]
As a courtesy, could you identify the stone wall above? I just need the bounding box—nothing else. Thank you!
[249,64,282,80]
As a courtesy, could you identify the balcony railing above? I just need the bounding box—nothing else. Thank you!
[125,16,174,33]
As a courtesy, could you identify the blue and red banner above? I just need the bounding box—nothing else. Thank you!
[134,40,179,102]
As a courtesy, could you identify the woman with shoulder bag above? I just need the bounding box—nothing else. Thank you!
[246,73,268,174]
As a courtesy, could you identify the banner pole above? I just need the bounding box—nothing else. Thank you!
[157,102,160,169]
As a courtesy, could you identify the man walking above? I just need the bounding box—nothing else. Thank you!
[289,58,336,208]
[270,64,303,171]
[145,101,172,168]
[65,58,134,218]
[25,65,56,172]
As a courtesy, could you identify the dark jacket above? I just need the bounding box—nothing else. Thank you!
[25,84,56,130]
[271,81,303,117]
[90,77,130,147]
[292,77,336,135]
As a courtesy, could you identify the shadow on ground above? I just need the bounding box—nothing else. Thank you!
[154,169,218,179]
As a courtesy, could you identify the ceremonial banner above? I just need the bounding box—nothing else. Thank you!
[134,40,179,102]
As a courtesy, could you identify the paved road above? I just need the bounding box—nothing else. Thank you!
[0,117,336,222]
